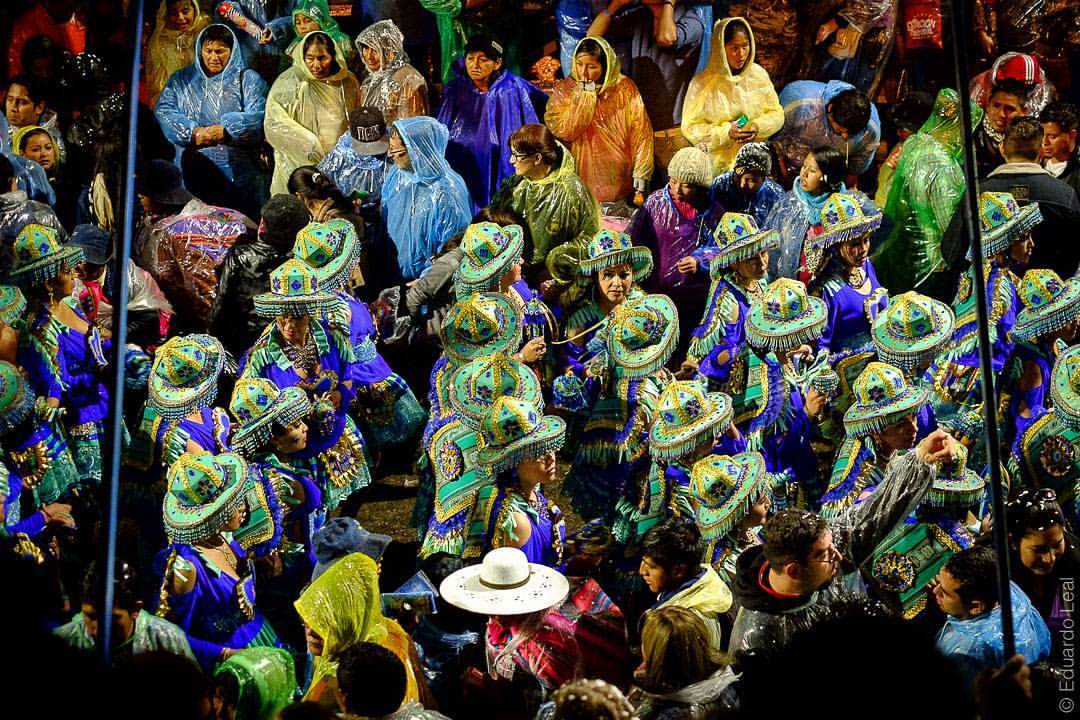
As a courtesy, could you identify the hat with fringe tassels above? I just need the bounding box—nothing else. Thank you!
[649,380,734,461]
[1011,269,1080,343]
[808,193,882,251]
[476,396,566,476]
[843,361,928,437]
[745,278,827,352]
[606,293,678,379]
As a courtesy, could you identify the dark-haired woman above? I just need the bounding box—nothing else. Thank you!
[265,31,361,195]
[545,36,653,204]
[287,165,376,285]
[489,123,600,285]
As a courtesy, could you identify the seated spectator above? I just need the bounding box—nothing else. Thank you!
[933,546,1051,687]
[970,52,1056,118]
[19,34,67,84]
[145,0,210,108]
[545,679,636,720]
[356,20,429,129]
[336,642,449,719]
[982,115,1080,278]
[974,79,1028,178]
[5,74,63,161]
[7,0,88,77]
[1040,102,1080,197]
[285,0,355,69]
[708,142,783,229]
[875,90,935,207]
[317,106,391,212]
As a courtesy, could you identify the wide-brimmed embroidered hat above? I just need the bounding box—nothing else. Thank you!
[606,293,679,378]
[162,451,249,544]
[690,452,769,542]
[578,229,653,282]
[213,648,297,720]
[710,212,781,269]
[924,444,985,509]
[441,292,523,365]
[8,224,83,285]
[292,219,361,292]
[0,360,34,436]
[254,258,341,318]
[808,193,882,251]
[449,354,543,431]
[649,380,733,461]
[439,546,570,616]
[843,361,928,437]
[476,395,566,476]
[454,222,525,295]
[1012,269,1080,342]
[148,334,226,420]
[745,278,827,352]
[978,191,1041,258]
[872,291,955,374]
[0,285,26,326]
[1051,345,1080,431]
[229,378,312,456]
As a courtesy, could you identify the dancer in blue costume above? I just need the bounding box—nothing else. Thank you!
[241,259,370,513]
[464,396,567,568]
[683,212,779,390]
[157,451,285,671]
[11,224,109,488]
[292,219,424,451]
[808,192,887,357]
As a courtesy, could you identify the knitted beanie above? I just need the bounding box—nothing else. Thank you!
[668,146,712,187]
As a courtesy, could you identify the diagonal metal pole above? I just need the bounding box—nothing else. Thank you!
[946,0,1013,657]
[100,0,146,665]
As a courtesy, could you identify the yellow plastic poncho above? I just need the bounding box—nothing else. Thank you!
[681,17,784,175]
[294,553,423,707]
[545,36,653,203]
[264,31,361,194]
[145,0,210,108]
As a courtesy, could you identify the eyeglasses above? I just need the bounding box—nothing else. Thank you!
[510,150,535,162]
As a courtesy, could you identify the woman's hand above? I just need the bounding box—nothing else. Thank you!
[675,256,698,274]
[518,337,547,363]
[42,503,75,528]
[816,19,839,45]
[675,358,698,380]
[915,429,957,464]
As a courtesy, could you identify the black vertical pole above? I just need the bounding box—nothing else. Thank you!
[100,0,145,665]
[946,0,1014,657]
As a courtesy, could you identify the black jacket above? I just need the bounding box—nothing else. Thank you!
[210,238,289,355]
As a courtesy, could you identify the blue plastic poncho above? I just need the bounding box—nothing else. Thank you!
[317,131,388,207]
[437,58,546,211]
[381,116,472,281]
[773,80,881,176]
[155,24,270,218]
[0,114,55,206]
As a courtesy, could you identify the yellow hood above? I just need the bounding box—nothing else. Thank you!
[705,17,756,82]
[570,35,622,94]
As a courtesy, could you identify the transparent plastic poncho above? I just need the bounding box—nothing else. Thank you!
[264,31,361,194]
[317,131,389,204]
[356,20,429,128]
[874,89,982,294]
[145,0,211,108]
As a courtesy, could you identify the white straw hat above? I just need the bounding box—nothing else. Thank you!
[438,547,570,616]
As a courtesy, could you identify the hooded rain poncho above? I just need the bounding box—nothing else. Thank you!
[875,89,982,294]
[682,17,785,175]
[545,36,654,203]
[357,20,429,128]
[264,31,362,194]
[381,116,472,281]
[774,79,881,176]
[287,0,352,54]
[438,58,547,211]
[146,0,211,108]
[155,24,270,213]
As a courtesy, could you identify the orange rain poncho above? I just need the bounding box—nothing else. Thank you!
[681,17,784,175]
[145,0,210,108]
[544,36,653,203]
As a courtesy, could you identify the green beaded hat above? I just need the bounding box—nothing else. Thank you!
[690,452,769,542]
[214,648,297,720]
[0,285,26,325]
[162,451,249,544]
[476,395,566,476]
[441,292,523,365]
[454,222,525,295]
[745,278,827,352]
[1050,345,1080,431]
[872,291,955,374]
[0,360,35,436]
[925,444,985,509]
[1012,269,1080,342]
[843,361,928,437]
[606,293,679,378]
[291,219,361,292]
[254,258,341,318]
[808,193,883,251]
[148,334,225,420]
[710,212,781,269]
[649,380,734,461]
[577,229,653,282]
[978,191,1042,258]
[8,224,83,285]
[229,378,313,456]
[449,354,543,431]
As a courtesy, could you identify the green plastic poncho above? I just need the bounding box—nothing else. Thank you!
[874,89,983,295]
[214,647,297,720]
[286,0,351,54]
[264,31,361,194]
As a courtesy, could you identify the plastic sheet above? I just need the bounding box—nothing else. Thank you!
[0,191,66,272]
[141,200,254,328]
[555,0,593,76]
[264,31,362,194]
[968,52,1057,116]
[681,18,785,176]
[381,116,471,281]
[356,20,429,129]
[545,36,653,203]
[997,0,1044,53]
[796,0,898,95]
[875,89,982,294]
[145,0,211,108]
